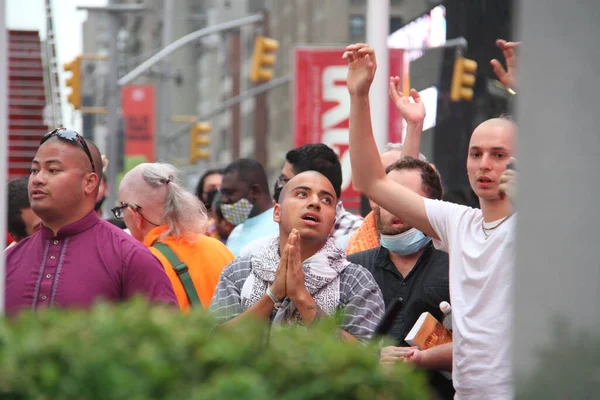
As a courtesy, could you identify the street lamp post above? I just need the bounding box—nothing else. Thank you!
[77,4,145,215]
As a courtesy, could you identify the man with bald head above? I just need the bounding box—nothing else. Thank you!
[210,171,384,341]
[4,128,177,315]
[117,163,234,311]
[346,43,518,399]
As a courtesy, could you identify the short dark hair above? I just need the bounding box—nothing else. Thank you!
[385,157,443,200]
[273,179,283,203]
[194,168,224,200]
[285,143,342,198]
[7,177,31,240]
[223,158,270,194]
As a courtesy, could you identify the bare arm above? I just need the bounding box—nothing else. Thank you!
[388,78,425,160]
[402,120,424,160]
[406,343,453,371]
[344,44,438,239]
[294,294,323,326]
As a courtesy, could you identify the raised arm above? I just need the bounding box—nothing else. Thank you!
[388,77,425,160]
[344,43,438,239]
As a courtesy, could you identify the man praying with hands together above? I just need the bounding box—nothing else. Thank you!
[210,171,384,341]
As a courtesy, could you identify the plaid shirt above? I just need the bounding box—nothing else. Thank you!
[209,256,385,341]
[333,202,364,238]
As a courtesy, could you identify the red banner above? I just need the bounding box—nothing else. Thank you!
[293,48,404,211]
[121,85,155,162]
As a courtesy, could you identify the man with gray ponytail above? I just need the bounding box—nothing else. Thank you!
[118,163,235,312]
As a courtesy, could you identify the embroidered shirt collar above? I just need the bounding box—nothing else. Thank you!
[40,210,100,240]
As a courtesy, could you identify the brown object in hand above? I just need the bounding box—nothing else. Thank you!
[405,312,453,350]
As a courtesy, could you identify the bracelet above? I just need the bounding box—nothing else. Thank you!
[266,286,284,309]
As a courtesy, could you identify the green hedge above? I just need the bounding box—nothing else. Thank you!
[0,299,428,400]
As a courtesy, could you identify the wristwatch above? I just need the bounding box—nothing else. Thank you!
[266,286,284,309]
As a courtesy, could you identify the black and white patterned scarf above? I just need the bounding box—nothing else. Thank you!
[240,236,348,326]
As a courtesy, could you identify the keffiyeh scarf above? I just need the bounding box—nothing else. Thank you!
[240,236,348,326]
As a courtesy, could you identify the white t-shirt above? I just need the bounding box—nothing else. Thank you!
[424,198,515,400]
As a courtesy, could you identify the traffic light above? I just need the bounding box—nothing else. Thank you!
[64,56,82,109]
[249,36,279,82]
[189,122,211,163]
[450,57,478,102]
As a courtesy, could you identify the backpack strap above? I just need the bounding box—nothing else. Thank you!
[152,242,202,308]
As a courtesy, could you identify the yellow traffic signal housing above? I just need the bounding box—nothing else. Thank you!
[64,56,82,109]
[189,122,211,163]
[450,57,478,102]
[249,36,279,82]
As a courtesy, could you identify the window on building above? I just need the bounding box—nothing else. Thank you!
[350,15,366,41]
[390,16,404,34]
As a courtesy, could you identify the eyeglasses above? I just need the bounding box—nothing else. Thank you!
[111,202,159,226]
[111,202,136,220]
[41,128,96,173]
[276,174,290,187]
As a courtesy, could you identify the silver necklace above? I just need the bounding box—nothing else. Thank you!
[481,214,512,240]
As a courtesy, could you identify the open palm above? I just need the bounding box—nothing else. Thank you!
[389,77,425,125]
[491,39,520,90]
[344,44,377,96]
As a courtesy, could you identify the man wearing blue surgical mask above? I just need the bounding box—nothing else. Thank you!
[220,158,279,256]
[347,156,453,400]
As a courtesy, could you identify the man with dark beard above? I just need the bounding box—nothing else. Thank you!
[347,157,453,399]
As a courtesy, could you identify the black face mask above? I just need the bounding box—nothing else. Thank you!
[204,189,219,211]
[94,196,106,212]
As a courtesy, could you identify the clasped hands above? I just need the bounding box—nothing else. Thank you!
[269,229,310,305]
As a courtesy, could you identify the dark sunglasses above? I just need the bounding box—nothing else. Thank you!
[41,128,96,173]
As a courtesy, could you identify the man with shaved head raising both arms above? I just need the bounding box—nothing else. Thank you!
[344,44,519,399]
[4,129,177,315]
[210,170,384,341]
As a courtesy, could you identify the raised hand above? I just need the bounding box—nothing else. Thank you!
[490,39,521,90]
[285,229,309,302]
[343,43,377,97]
[389,77,426,126]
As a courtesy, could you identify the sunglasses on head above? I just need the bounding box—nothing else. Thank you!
[41,128,96,173]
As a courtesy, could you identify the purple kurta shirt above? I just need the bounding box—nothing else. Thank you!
[4,211,177,315]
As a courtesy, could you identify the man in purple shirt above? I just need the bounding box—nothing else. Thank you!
[4,129,177,315]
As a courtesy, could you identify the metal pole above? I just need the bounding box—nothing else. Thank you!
[230,31,241,160]
[254,10,269,166]
[366,0,389,151]
[76,4,145,216]
[165,75,291,141]
[0,1,7,314]
[157,0,173,162]
[105,13,120,212]
[118,14,263,86]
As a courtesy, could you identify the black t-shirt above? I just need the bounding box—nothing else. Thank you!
[348,243,453,399]
[348,242,450,345]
